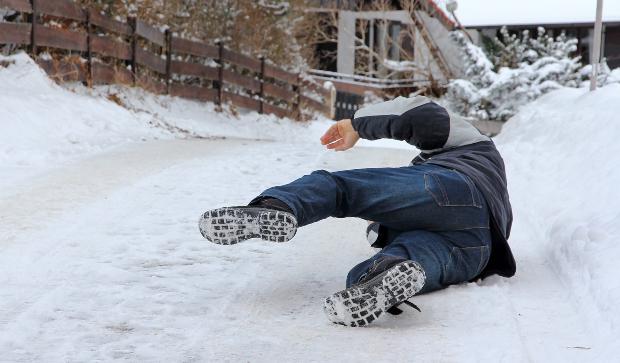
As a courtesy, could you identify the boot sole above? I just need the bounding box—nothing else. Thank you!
[323,261,425,327]
[198,207,297,245]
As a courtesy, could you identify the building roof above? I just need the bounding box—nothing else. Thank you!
[435,0,620,28]
[424,0,456,29]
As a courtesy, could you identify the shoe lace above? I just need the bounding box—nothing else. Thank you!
[386,300,421,315]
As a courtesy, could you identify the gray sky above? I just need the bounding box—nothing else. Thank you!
[435,0,620,27]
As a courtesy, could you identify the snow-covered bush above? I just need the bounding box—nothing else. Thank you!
[580,62,620,87]
[447,28,582,121]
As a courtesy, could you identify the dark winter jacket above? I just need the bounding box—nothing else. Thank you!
[352,96,516,279]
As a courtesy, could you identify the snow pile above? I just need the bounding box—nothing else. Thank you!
[0,53,332,167]
[496,83,620,355]
[612,68,620,83]
[0,52,406,188]
[74,84,335,145]
[579,62,620,88]
[0,53,168,167]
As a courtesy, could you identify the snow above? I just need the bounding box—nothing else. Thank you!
[0,55,163,166]
[1,52,620,360]
[257,0,290,16]
[446,30,583,121]
[495,84,620,357]
[0,53,168,190]
[0,51,405,187]
[435,0,620,27]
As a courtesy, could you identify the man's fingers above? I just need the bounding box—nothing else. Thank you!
[320,125,334,144]
[323,136,343,147]
[326,139,345,150]
[320,124,341,145]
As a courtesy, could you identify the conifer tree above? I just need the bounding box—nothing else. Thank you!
[447,27,582,121]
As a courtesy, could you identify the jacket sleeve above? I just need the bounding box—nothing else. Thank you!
[351,96,489,152]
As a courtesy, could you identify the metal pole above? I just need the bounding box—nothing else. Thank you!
[590,0,604,91]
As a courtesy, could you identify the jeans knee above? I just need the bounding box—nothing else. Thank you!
[311,170,341,188]
[310,170,339,189]
[311,169,347,217]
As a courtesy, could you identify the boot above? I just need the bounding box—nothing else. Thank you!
[323,256,426,327]
[198,198,297,245]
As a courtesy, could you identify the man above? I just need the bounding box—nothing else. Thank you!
[199,96,516,327]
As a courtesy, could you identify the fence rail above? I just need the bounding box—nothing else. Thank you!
[0,0,333,120]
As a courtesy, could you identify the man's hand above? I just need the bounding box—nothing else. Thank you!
[320,119,360,151]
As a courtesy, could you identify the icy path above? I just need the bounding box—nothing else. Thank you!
[0,139,597,361]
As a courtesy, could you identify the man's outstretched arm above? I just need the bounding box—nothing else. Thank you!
[351,96,489,153]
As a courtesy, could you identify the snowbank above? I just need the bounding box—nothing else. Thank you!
[496,83,620,356]
[0,52,409,176]
[0,53,334,169]
[0,53,167,167]
[72,84,335,144]
[74,83,409,150]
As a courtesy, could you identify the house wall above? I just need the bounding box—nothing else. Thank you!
[413,11,466,83]
[605,26,620,69]
[469,24,620,71]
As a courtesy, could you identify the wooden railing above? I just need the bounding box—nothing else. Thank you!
[0,0,333,120]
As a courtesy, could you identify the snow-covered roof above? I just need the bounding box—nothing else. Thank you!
[435,0,620,28]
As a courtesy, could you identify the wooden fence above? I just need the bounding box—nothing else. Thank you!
[0,0,333,120]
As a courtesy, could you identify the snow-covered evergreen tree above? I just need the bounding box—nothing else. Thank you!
[580,60,620,87]
[447,27,582,121]
[491,27,531,68]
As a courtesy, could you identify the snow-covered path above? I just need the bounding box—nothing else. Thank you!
[0,138,598,362]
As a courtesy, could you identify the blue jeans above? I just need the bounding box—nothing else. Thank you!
[255,164,492,294]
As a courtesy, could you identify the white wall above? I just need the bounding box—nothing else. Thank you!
[412,11,466,82]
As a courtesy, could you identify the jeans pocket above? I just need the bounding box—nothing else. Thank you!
[424,169,482,208]
[443,245,490,285]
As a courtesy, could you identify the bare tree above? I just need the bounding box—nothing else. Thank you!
[80,0,310,70]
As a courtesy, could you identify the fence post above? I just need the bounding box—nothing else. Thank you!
[29,0,37,56]
[329,83,337,120]
[294,74,301,121]
[259,56,265,114]
[85,9,92,87]
[128,16,137,86]
[216,41,224,107]
[165,29,171,95]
